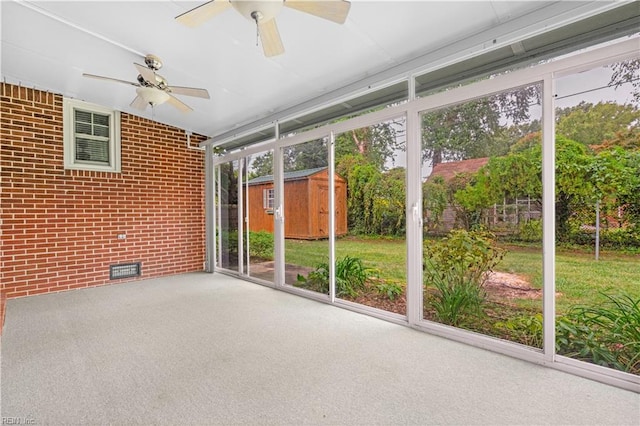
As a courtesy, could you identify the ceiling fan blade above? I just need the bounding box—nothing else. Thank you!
[284,0,351,24]
[259,18,285,58]
[166,94,193,112]
[83,73,139,87]
[130,95,149,110]
[167,86,210,99]
[175,0,232,27]
[134,63,156,84]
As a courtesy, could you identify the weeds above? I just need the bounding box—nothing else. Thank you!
[375,281,403,301]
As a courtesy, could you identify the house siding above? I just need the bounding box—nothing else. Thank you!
[1,83,206,304]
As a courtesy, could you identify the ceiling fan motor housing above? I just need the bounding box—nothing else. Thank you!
[144,54,163,71]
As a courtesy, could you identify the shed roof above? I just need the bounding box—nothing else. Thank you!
[247,167,328,186]
[429,158,489,182]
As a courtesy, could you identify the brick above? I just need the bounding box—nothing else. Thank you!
[1,83,205,301]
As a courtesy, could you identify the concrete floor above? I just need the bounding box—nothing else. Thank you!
[1,272,638,425]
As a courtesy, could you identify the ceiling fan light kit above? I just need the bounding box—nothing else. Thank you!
[135,86,170,107]
[176,0,351,57]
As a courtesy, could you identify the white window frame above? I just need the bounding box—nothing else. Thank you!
[263,188,275,210]
[63,98,121,172]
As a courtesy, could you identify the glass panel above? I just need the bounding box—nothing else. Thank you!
[75,109,92,124]
[218,160,240,272]
[75,121,92,135]
[93,113,109,127]
[75,138,109,163]
[93,124,109,138]
[334,119,407,315]
[421,83,544,348]
[283,138,330,295]
[243,150,275,283]
[554,60,640,375]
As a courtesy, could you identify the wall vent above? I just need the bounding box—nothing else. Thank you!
[110,262,141,280]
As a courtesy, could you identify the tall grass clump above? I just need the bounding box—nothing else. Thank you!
[556,292,640,374]
[424,229,504,326]
[296,255,372,297]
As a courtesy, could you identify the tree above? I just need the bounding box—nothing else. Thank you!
[336,155,380,234]
[335,120,405,170]
[284,139,328,171]
[556,102,639,147]
[609,59,640,103]
[248,151,273,179]
[421,85,541,166]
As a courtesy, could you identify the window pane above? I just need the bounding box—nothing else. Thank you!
[554,60,640,375]
[75,137,109,163]
[75,109,92,124]
[334,118,407,315]
[244,150,275,283]
[284,139,330,295]
[93,124,109,138]
[218,160,239,272]
[93,113,109,126]
[421,83,544,349]
[75,121,92,135]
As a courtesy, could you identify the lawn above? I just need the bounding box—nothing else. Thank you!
[285,237,640,312]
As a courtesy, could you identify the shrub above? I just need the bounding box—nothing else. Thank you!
[556,292,640,374]
[517,219,542,242]
[248,231,274,260]
[297,255,372,298]
[424,230,504,326]
[600,227,640,249]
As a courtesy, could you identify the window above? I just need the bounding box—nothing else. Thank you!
[63,98,121,172]
[263,188,274,210]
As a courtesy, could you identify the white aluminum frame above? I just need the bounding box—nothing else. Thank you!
[205,37,640,392]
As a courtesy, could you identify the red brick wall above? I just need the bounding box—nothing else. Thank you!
[1,83,206,302]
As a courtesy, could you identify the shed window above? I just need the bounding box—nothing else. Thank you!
[263,188,274,210]
[63,98,121,172]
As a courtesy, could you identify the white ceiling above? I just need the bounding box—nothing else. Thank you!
[1,1,634,142]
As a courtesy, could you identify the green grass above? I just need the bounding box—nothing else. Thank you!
[498,244,640,312]
[286,236,407,283]
[285,237,640,311]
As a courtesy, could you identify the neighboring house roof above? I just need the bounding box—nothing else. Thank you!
[247,167,328,185]
[429,157,489,182]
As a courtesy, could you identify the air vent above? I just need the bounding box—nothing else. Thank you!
[110,262,141,279]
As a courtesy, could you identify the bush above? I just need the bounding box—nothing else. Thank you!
[424,230,504,326]
[517,219,542,242]
[248,231,274,260]
[600,227,640,249]
[297,255,372,297]
[556,292,640,374]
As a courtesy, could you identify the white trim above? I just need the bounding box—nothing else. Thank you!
[63,98,121,173]
[329,132,336,303]
[542,74,556,361]
[406,108,422,326]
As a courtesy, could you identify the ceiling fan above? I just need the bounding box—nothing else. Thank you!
[82,54,210,112]
[176,0,351,57]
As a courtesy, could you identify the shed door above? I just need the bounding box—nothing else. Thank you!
[319,185,328,236]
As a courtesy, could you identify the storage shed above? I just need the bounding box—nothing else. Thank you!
[247,167,347,239]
